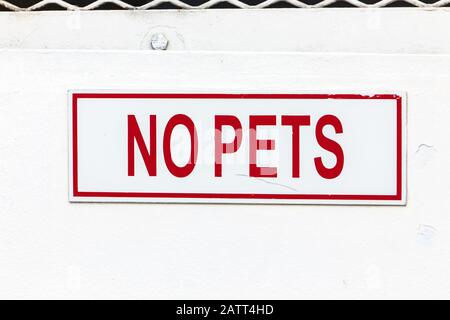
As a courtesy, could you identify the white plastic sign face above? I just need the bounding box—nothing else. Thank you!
[69,92,406,205]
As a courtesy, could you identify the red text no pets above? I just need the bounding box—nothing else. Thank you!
[127,114,344,179]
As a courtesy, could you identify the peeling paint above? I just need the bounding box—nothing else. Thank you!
[417,224,437,246]
[415,143,437,167]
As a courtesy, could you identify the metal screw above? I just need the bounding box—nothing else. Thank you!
[150,33,169,51]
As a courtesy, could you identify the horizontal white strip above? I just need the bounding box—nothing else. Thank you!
[2,9,450,53]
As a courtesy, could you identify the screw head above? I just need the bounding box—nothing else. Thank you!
[150,33,169,51]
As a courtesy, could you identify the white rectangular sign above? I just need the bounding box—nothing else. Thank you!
[69,92,406,205]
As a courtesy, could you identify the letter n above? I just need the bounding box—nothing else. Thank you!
[128,115,156,176]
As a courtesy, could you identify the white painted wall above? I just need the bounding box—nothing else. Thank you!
[2,9,450,53]
[1,9,450,299]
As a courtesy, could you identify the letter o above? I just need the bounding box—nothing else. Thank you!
[163,114,198,177]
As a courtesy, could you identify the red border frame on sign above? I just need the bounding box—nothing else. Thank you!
[71,93,403,201]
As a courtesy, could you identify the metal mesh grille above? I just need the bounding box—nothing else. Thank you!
[1,0,449,10]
